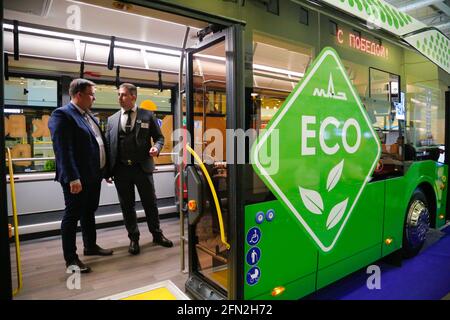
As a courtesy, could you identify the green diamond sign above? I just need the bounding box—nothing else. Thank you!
[251,47,381,252]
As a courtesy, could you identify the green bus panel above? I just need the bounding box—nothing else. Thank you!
[252,273,316,300]
[244,201,317,300]
[434,163,448,228]
[317,244,382,289]
[244,162,447,299]
[317,181,385,270]
[383,176,407,256]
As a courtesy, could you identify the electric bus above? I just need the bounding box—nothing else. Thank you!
[1,0,449,300]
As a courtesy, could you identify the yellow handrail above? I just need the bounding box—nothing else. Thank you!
[6,148,23,296]
[186,145,230,250]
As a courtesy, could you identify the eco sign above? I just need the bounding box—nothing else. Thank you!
[252,47,381,252]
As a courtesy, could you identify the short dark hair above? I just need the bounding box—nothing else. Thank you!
[69,78,96,97]
[119,83,137,96]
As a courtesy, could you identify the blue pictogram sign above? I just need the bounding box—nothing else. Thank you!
[256,212,265,224]
[246,266,261,286]
[246,227,261,246]
[266,209,275,221]
[246,247,261,266]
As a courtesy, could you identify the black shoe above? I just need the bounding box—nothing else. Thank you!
[83,245,113,256]
[153,234,173,248]
[128,240,140,255]
[66,258,91,273]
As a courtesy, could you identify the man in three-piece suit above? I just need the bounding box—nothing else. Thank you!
[48,79,113,273]
[106,83,173,255]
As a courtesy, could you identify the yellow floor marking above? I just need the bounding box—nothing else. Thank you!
[121,287,176,300]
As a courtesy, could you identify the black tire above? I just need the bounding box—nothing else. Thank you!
[402,189,430,258]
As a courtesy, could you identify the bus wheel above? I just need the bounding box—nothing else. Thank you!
[402,189,430,258]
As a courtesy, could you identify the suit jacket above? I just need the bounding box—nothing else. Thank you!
[106,107,164,175]
[48,103,107,185]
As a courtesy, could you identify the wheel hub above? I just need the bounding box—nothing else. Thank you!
[406,200,430,248]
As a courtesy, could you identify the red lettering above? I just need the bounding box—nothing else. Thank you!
[337,29,344,44]
[339,30,387,59]
[349,33,355,48]
[366,40,371,54]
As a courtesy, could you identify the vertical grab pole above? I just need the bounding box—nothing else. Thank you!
[6,148,22,296]
[178,26,190,272]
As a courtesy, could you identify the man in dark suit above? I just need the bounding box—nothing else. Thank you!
[48,79,113,273]
[106,83,173,255]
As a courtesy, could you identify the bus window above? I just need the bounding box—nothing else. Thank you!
[251,35,313,130]
[343,60,369,100]
[90,84,174,165]
[407,86,444,149]
[404,51,446,162]
[4,79,175,173]
[247,35,312,200]
[4,77,57,173]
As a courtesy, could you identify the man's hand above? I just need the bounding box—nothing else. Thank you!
[149,146,159,157]
[70,180,82,194]
[105,177,113,184]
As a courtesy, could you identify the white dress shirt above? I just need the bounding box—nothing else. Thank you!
[72,102,106,171]
[120,104,138,132]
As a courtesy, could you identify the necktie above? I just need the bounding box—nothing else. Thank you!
[84,113,98,137]
[125,110,132,133]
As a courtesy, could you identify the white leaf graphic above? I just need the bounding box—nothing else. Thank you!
[299,187,324,215]
[326,159,344,192]
[326,198,348,230]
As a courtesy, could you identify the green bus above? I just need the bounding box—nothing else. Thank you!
[178,0,450,300]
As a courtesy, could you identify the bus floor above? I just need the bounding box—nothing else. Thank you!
[10,217,191,300]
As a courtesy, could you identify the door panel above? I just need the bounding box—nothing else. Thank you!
[186,34,230,294]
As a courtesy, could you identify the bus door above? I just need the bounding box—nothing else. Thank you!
[183,25,239,300]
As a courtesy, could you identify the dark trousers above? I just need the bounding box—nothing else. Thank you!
[113,163,162,241]
[60,180,101,263]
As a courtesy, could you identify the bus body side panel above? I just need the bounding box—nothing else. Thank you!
[244,200,317,300]
[243,161,446,299]
[316,181,385,289]
[383,176,408,256]
[432,163,448,229]
[383,161,448,256]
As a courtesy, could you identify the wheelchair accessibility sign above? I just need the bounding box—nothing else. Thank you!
[246,227,261,246]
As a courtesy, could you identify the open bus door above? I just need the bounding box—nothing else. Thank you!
[183,24,243,300]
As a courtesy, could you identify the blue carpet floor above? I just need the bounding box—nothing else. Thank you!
[308,225,450,300]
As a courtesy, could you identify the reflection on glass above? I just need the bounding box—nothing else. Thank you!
[4,79,175,172]
[407,85,444,149]
[5,108,54,173]
[5,77,57,107]
[94,84,172,112]
[191,41,229,292]
[251,91,288,130]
